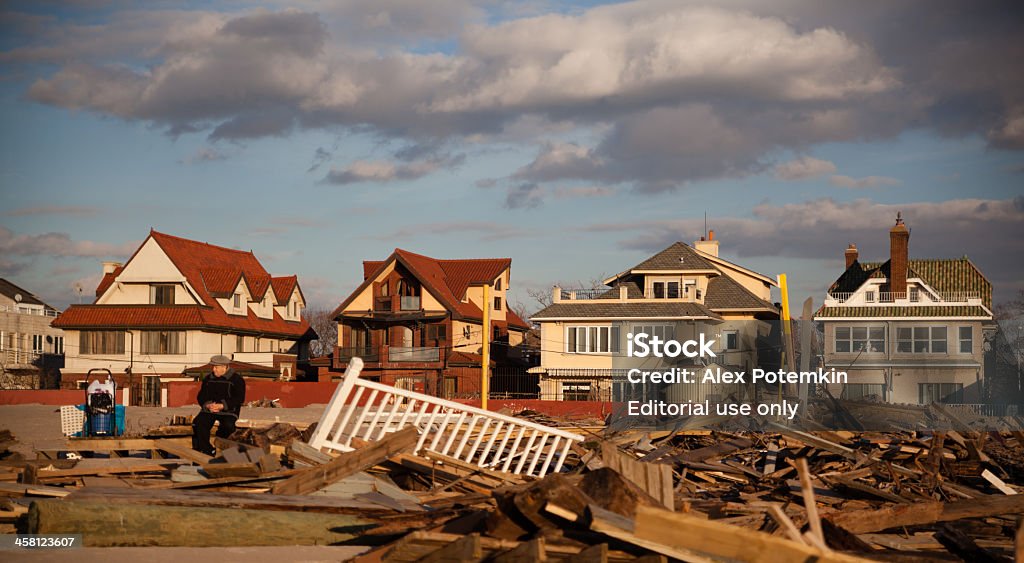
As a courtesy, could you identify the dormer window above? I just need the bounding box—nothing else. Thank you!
[909,288,919,302]
[233,293,242,309]
[150,284,175,305]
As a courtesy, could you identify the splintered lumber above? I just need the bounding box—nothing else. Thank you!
[600,442,674,510]
[374,531,635,563]
[830,494,1024,534]
[37,458,183,478]
[626,504,871,563]
[0,482,71,498]
[981,469,1017,495]
[155,439,212,464]
[585,504,716,563]
[418,533,484,562]
[491,537,546,562]
[27,499,376,546]
[272,426,418,495]
[795,457,825,548]
[65,486,412,514]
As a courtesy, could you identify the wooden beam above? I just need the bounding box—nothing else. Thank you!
[27,500,374,547]
[272,426,418,496]
[418,533,483,563]
[491,537,546,563]
[155,439,213,464]
[830,494,1024,534]
[629,504,871,563]
[795,457,825,548]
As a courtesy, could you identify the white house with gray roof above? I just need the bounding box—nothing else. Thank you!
[530,232,779,401]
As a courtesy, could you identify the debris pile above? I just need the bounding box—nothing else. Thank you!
[1,406,1022,561]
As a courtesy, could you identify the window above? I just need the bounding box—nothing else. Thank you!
[865,291,876,303]
[959,326,973,354]
[493,297,502,311]
[563,381,593,401]
[31,334,44,353]
[494,277,502,291]
[652,281,680,299]
[150,284,175,305]
[909,288,920,303]
[843,384,885,401]
[723,330,739,351]
[141,331,185,355]
[919,383,963,404]
[53,336,64,355]
[897,326,947,353]
[493,325,501,342]
[80,331,125,355]
[566,326,620,353]
[236,335,245,352]
[426,324,446,342]
[233,293,242,309]
[633,324,675,342]
[834,326,885,353]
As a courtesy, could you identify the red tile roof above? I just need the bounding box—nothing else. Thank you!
[270,275,299,302]
[54,304,309,338]
[56,231,310,338]
[337,248,530,331]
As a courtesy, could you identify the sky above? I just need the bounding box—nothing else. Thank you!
[1,0,1022,315]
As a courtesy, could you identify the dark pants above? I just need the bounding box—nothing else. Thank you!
[192,411,237,454]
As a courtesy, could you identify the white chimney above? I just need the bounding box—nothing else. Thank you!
[102,261,122,275]
[694,229,719,257]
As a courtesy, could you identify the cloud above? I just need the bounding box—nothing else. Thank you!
[505,183,544,209]
[324,153,465,185]
[829,174,902,189]
[371,221,534,242]
[10,1,1024,190]
[0,226,138,258]
[4,205,100,217]
[774,156,837,180]
[179,146,226,164]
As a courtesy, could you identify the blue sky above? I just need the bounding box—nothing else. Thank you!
[1,0,1022,314]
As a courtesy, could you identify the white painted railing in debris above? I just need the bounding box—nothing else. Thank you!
[310,357,584,477]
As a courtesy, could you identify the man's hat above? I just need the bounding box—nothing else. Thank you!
[210,354,231,366]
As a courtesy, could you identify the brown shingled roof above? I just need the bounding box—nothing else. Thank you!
[532,302,721,320]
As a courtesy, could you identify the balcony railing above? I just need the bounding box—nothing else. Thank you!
[336,346,380,363]
[827,291,981,304]
[388,346,440,363]
[1,349,41,365]
[400,296,421,311]
[0,305,59,317]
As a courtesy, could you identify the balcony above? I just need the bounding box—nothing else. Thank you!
[825,291,982,306]
[400,296,421,311]
[0,305,59,317]
[1,349,41,366]
[336,346,380,363]
[388,346,440,363]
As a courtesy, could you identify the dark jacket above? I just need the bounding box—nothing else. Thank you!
[196,369,246,417]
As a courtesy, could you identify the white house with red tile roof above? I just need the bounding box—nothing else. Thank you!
[327,248,532,398]
[53,230,313,398]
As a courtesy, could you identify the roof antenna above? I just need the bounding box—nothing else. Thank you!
[704,211,707,240]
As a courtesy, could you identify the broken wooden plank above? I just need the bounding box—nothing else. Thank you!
[830,494,1024,534]
[65,486,417,513]
[27,499,375,546]
[630,504,871,563]
[418,533,483,563]
[980,469,1017,495]
[155,439,213,464]
[272,425,418,495]
[600,442,674,511]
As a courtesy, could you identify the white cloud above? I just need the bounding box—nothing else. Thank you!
[774,156,837,180]
[829,175,901,189]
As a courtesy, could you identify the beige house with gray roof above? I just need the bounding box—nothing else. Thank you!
[531,232,779,401]
[814,214,995,406]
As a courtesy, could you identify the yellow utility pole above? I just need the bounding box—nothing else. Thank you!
[778,274,796,407]
[481,283,490,410]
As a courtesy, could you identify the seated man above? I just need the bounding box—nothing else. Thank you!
[191,354,246,455]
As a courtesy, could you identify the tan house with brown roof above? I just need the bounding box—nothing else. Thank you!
[814,214,995,406]
[53,230,313,402]
[328,249,532,399]
[531,232,779,401]
[0,278,64,389]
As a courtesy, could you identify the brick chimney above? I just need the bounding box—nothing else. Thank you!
[844,244,858,269]
[889,212,909,295]
[102,261,122,275]
[694,229,719,257]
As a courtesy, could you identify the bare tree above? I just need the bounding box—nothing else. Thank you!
[305,307,338,358]
[523,272,610,315]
